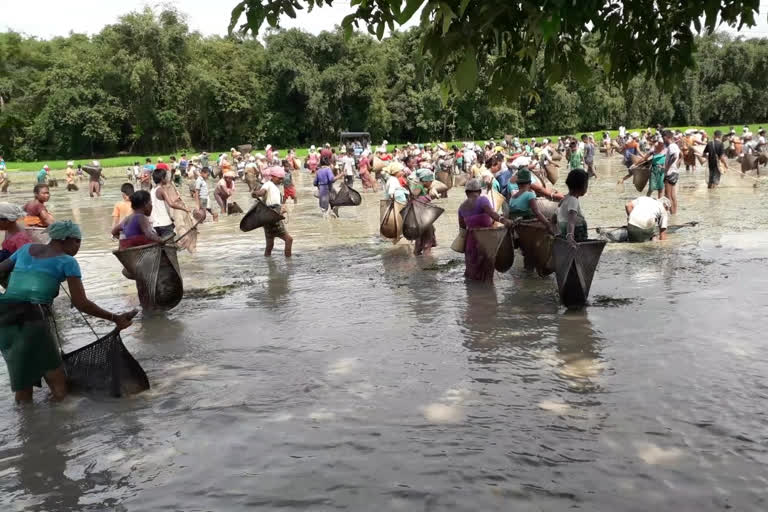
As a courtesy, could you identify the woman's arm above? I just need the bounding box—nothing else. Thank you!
[66,277,136,330]
[481,200,512,226]
[111,218,125,238]
[39,208,55,227]
[531,182,564,202]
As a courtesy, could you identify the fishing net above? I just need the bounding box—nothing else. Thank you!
[82,165,102,179]
[379,199,405,241]
[113,244,183,311]
[402,200,444,241]
[471,225,508,261]
[453,173,469,187]
[227,201,244,215]
[330,182,363,207]
[515,221,554,277]
[543,162,559,184]
[436,170,453,189]
[495,229,515,272]
[742,154,758,173]
[63,329,150,397]
[552,238,606,309]
[633,166,651,192]
[240,200,284,232]
[534,198,559,224]
[237,144,253,155]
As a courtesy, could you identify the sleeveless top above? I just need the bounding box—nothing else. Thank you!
[150,186,173,227]
[123,214,145,238]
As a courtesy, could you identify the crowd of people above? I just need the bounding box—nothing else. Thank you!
[0,124,766,402]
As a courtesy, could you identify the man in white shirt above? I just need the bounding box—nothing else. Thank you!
[194,167,218,221]
[463,143,476,170]
[341,152,356,186]
[625,196,671,242]
[662,130,681,214]
[252,166,292,257]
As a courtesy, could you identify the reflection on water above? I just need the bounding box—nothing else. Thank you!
[1,158,768,510]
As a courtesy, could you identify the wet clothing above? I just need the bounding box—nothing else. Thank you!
[23,200,50,227]
[508,190,536,218]
[557,195,587,241]
[650,153,666,192]
[568,149,584,170]
[118,214,156,249]
[704,139,724,186]
[0,243,82,390]
[112,200,132,225]
[315,166,335,210]
[264,205,287,239]
[2,231,33,256]
[459,196,495,282]
[628,197,668,242]
[37,169,48,184]
[0,303,62,391]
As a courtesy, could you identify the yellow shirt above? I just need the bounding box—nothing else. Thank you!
[112,200,132,223]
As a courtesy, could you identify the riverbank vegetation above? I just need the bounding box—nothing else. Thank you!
[1,7,767,162]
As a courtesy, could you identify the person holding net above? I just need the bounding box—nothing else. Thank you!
[0,221,136,403]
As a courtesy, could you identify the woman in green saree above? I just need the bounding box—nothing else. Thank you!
[0,221,135,403]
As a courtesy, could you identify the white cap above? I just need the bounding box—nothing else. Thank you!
[67,161,74,167]
[266,144,272,150]
[91,160,100,167]
[310,145,316,150]
[43,164,49,169]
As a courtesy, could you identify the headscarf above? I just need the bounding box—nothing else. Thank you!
[0,203,24,221]
[415,169,434,182]
[48,220,82,240]
[384,162,404,176]
[516,169,532,184]
[465,178,482,192]
[263,166,285,179]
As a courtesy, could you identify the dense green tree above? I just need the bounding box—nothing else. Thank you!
[0,7,767,161]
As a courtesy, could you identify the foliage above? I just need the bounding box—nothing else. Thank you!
[1,7,768,161]
[230,0,765,98]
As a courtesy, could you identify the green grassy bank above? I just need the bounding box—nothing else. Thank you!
[5,123,765,172]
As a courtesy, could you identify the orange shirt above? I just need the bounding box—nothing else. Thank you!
[112,200,132,223]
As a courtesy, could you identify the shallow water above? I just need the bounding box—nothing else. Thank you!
[1,159,768,511]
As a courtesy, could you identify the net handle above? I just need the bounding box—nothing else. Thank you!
[59,285,100,340]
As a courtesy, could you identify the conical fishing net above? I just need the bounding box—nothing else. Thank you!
[63,329,149,397]
[330,182,362,207]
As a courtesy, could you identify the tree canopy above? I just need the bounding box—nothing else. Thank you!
[0,7,767,161]
[230,0,766,97]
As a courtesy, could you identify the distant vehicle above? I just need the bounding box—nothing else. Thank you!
[340,132,371,164]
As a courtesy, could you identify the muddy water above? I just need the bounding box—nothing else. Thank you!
[1,159,768,511]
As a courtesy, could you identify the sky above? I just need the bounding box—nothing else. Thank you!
[0,0,767,39]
